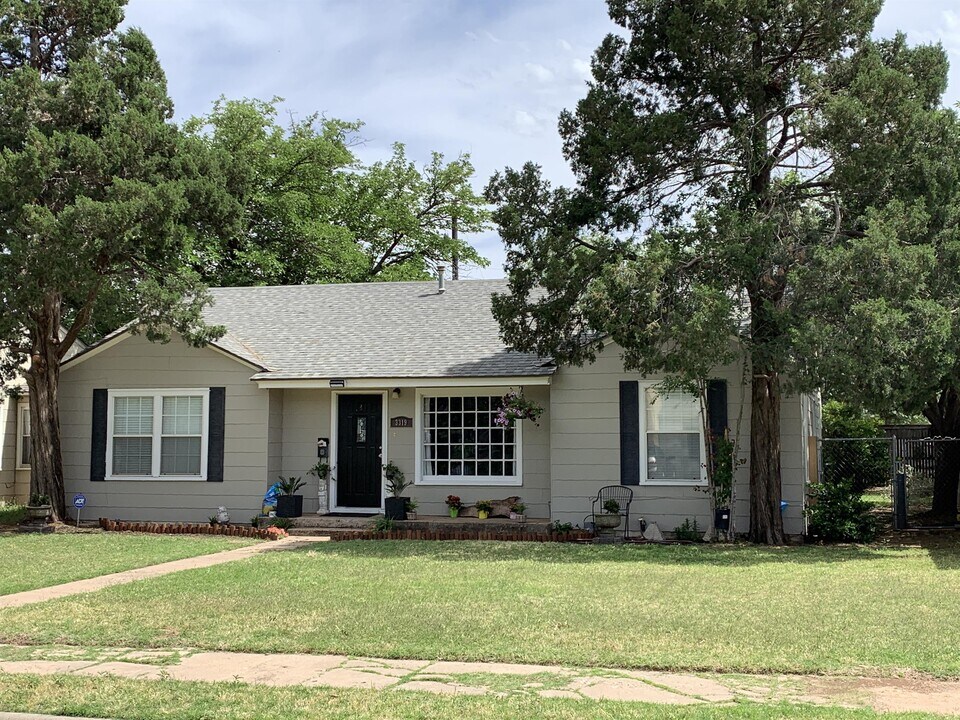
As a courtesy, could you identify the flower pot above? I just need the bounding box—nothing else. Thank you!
[384,496,407,520]
[448,507,459,518]
[477,510,489,520]
[26,505,51,521]
[516,514,526,523]
[276,494,303,518]
[594,513,622,530]
[406,511,418,520]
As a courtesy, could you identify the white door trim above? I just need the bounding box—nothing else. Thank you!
[329,390,388,513]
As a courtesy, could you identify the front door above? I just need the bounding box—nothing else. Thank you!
[336,394,383,509]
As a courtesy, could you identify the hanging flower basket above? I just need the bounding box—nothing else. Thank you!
[494,390,543,428]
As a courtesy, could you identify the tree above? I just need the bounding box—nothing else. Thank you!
[186,99,489,287]
[486,0,953,543]
[0,0,233,519]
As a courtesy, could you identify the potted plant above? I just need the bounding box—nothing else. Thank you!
[510,502,527,523]
[445,495,462,518]
[383,461,411,520]
[475,499,493,520]
[26,493,51,521]
[276,476,306,518]
[594,498,622,531]
[405,498,418,520]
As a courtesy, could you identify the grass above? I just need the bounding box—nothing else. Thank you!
[0,503,26,526]
[0,532,257,595]
[1,540,958,676]
[0,674,942,720]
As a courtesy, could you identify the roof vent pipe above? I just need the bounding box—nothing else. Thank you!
[437,265,446,294]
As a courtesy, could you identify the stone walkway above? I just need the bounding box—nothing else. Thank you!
[0,536,328,610]
[1,645,959,715]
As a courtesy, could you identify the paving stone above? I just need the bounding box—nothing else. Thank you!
[423,660,571,676]
[343,658,428,676]
[74,662,165,680]
[0,661,97,675]
[539,689,583,699]
[397,680,488,696]
[307,668,401,689]
[626,671,737,701]
[120,650,182,662]
[571,676,703,704]
[170,652,345,686]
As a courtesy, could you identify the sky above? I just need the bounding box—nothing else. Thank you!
[123,0,960,279]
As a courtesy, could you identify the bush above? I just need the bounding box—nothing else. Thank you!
[822,401,892,493]
[806,479,880,543]
[0,503,26,526]
[673,518,702,542]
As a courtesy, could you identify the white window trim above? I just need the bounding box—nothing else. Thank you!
[106,389,210,482]
[639,385,708,487]
[414,388,523,487]
[16,400,30,470]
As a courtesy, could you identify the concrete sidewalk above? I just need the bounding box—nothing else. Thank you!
[0,536,327,610]
[1,645,959,715]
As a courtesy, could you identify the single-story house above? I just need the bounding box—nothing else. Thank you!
[51,279,818,535]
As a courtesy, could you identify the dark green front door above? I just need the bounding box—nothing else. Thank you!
[337,394,382,508]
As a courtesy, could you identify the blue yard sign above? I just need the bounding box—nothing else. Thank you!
[73,493,86,528]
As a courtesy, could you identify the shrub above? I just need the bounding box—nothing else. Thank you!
[673,518,702,542]
[0,503,26,526]
[822,401,892,493]
[374,517,396,532]
[271,516,296,530]
[806,479,880,543]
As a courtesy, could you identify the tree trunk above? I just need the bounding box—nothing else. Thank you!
[749,362,785,545]
[923,385,960,524]
[24,294,67,522]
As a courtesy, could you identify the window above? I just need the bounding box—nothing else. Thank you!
[16,403,30,468]
[108,390,208,479]
[643,388,705,485]
[418,394,521,486]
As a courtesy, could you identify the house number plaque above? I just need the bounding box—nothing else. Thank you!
[390,416,413,428]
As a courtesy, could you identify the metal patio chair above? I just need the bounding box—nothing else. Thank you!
[590,485,633,540]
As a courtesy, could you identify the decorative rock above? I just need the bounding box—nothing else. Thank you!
[643,522,664,541]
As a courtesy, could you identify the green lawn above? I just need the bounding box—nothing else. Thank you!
[0,674,940,720]
[0,532,257,595]
[1,541,958,677]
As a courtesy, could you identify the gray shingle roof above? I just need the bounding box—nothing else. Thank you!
[201,280,554,380]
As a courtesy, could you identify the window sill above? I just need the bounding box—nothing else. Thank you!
[416,476,522,487]
[638,480,708,487]
[106,476,208,482]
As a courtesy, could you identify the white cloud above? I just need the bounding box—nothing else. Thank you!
[525,62,555,83]
[572,58,591,80]
[557,38,572,51]
[512,109,539,135]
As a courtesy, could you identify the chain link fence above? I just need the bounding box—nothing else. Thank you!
[819,436,960,529]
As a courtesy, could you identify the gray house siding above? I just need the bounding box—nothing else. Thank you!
[549,344,809,536]
[60,333,270,523]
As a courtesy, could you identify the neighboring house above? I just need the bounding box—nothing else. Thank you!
[1,335,85,503]
[57,280,819,535]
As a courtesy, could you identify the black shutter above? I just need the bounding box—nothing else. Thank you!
[90,389,108,481]
[706,379,728,439]
[619,380,641,485]
[207,387,225,482]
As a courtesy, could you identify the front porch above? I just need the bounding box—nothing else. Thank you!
[291,513,553,535]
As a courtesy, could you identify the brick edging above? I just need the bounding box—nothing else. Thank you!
[328,528,594,542]
[99,518,283,540]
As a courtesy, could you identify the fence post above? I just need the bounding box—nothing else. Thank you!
[893,470,908,531]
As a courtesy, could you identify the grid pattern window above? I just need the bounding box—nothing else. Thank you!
[108,390,208,479]
[421,395,519,482]
[644,389,704,484]
[17,405,30,468]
